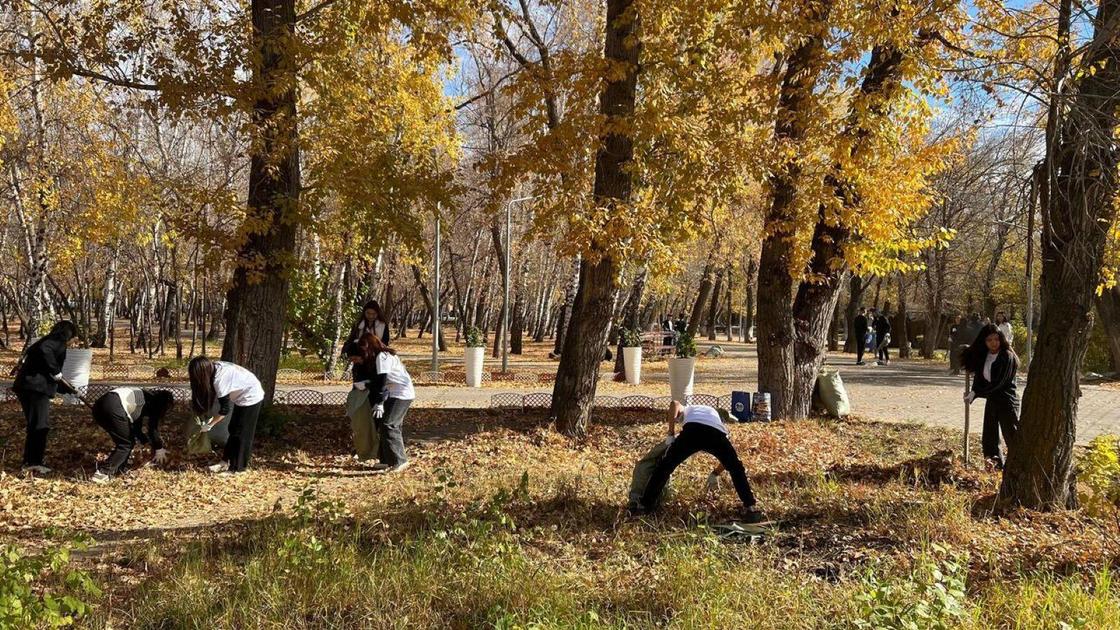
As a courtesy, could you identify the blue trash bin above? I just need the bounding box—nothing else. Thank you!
[731,391,752,422]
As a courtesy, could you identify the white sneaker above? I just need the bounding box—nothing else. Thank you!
[90,471,111,484]
[21,465,52,475]
[385,461,410,474]
[370,462,391,471]
[208,461,230,473]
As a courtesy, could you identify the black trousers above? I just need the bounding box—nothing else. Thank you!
[855,330,867,363]
[92,394,135,476]
[641,423,757,511]
[18,391,52,466]
[982,396,1019,467]
[224,402,262,472]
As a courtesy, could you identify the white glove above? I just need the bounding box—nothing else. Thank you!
[354,381,367,391]
[199,419,213,433]
[705,472,721,494]
[963,392,976,405]
[152,449,169,464]
[372,403,385,419]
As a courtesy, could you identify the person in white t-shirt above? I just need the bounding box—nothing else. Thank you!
[89,387,175,482]
[636,401,767,524]
[994,311,1014,347]
[189,357,265,474]
[350,333,414,472]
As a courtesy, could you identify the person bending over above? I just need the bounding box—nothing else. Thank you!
[90,387,175,483]
[637,401,767,524]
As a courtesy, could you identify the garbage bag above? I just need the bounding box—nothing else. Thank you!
[184,413,230,455]
[346,387,379,461]
[815,367,851,418]
[628,438,672,510]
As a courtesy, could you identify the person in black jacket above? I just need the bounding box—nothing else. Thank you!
[874,310,893,365]
[853,307,869,365]
[961,324,1019,470]
[89,388,175,483]
[12,321,83,474]
[345,301,390,350]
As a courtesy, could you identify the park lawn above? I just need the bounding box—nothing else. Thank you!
[0,403,1117,628]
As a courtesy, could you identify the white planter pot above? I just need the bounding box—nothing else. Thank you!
[622,347,642,385]
[464,347,485,388]
[667,356,697,403]
[61,348,93,404]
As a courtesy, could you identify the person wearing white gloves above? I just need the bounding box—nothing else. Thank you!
[960,323,1020,470]
[189,357,265,474]
[349,333,414,472]
[636,401,767,523]
[89,388,175,483]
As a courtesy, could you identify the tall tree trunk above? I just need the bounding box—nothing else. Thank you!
[743,257,757,342]
[895,274,911,359]
[686,257,715,337]
[756,0,832,419]
[511,257,529,354]
[613,266,647,372]
[706,268,724,341]
[843,275,865,353]
[93,246,118,347]
[1095,287,1120,372]
[222,0,300,403]
[1001,0,1119,509]
[550,0,639,436]
[323,261,349,377]
[552,256,580,354]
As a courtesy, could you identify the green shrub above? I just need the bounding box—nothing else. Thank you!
[620,328,643,348]
[464,326,485,348]
[852,544,968,630]
[675,332,697,358]
[1080,435,1120,516]
[0,542,101,629]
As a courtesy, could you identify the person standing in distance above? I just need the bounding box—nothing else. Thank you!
[853,307,869,365]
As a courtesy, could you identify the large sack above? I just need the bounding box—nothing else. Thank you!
[184,414,230,454]
[346,387,379,461]
[627,438,673,509]
[815,368,851,418]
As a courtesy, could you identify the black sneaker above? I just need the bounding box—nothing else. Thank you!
[740,506,770,525]
[856,361,865,366]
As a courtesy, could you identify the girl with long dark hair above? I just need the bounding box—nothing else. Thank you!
[347,300,390,348]
[89,388,175,483]
[12,320,82,474]
[960,324,1020,470]
[188,356,264,474]
[350,332,414,472]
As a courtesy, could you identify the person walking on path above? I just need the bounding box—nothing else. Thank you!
[352,333,415,472]
[89,388,175,482]
[12,321,84,474]
[995,311,1014,348]
[637,401,767,524]
[853,307,869,365]
[189,357,265,474]
[874,310,893,365]
[961,324,1020,470]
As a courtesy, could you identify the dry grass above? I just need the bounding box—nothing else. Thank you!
[0,402,1117,628]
